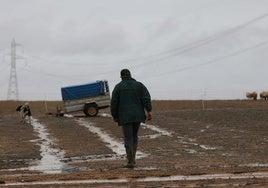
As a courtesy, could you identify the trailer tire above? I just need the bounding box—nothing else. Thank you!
[84,103,98,117]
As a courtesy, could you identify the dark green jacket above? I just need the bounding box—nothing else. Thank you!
[110,78,152,125]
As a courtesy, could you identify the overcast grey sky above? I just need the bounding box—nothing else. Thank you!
[1,0,268,100]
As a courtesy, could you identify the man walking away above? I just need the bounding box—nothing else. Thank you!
[110,69,152,168]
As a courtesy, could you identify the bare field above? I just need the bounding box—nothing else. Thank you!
[0,100,268,187]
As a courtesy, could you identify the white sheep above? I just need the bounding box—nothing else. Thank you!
[246,91,257,100]
[260,91,268,100]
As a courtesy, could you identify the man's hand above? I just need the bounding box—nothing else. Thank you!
[147,111,152,121]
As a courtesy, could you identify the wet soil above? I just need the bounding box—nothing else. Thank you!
[0,100,268,187]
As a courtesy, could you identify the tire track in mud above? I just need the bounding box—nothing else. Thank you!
[2,117,73,174]
[57,114,178,163]
[75,118,148,159]
[56,115,222,163]
[76,118,126,155]
[66,114,268,170]
[100,113,217,154]
[98,113,267,171]
[28,117,67,174]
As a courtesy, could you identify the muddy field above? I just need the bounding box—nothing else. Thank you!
[0,100,268,187]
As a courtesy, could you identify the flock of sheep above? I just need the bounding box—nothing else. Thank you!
[246,91,268,100]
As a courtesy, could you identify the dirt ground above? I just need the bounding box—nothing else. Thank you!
[0,100,268,187]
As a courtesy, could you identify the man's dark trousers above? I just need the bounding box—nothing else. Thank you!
[122,122,140,167]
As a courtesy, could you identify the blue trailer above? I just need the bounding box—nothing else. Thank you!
[61,80,110,116]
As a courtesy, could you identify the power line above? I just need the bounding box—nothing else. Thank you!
[16,13,268,82]
[21,37,268,82]
[145,40,268,79]
[127,12,268,69]
[92,12,268,68]
[22,12,268,69]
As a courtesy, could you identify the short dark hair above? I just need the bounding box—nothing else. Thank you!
[120,69,131,78]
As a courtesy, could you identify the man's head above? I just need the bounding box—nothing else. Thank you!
[120,69,131,79]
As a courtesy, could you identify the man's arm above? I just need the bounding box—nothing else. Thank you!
[141,83,152,120]
[110,86,119,122]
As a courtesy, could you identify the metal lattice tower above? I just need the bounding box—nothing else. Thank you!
[7,39,19,100]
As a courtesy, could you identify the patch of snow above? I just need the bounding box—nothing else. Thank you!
[29,118,66,174]
[141,123,172,137]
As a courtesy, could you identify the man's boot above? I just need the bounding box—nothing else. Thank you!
[125,148,134,169]
[133,145,137,166]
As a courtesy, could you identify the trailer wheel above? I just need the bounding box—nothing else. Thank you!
[84,103,98,117]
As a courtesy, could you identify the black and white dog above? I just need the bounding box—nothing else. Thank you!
[16,103,32,124]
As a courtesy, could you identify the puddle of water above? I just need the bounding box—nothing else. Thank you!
[3,171,268,186]
[141,121,217,152]
[0,167,29,172]
[77,119,147,158]
[199,145,216,150]
[99,113,112,118]
[139,134,163,139]
[239,163,268,167]
[29,118,67,174]
[184,149,197,154]
[64,154,125,163]
[137,171,268,182]
[63,114,74,118]
[177,136,216,151]
[141,123,172,137]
